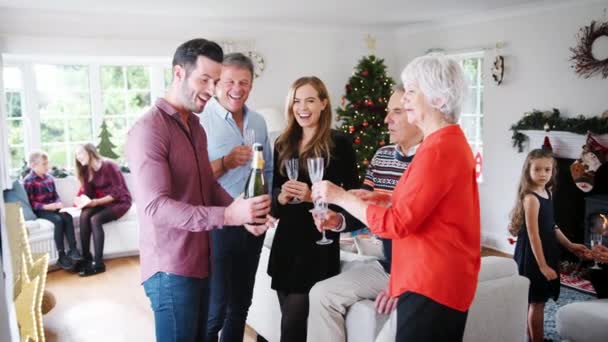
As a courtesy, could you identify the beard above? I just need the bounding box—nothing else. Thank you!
[179,79,205,113]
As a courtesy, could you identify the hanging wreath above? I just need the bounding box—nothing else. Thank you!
[569,20,608,79]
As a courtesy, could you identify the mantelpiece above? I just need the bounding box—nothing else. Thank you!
[519,130,608,159]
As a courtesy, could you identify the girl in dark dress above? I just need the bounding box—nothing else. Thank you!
[268,76,359,342]
[75,143,132,276]
[509,149,588,342]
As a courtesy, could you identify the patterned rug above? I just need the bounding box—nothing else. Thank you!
[544,285,596,341]
[560,272,596,295]
[560,261,596,295]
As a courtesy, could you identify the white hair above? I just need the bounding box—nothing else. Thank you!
[400,55,467,123]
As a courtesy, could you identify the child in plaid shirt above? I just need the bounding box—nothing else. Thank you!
[23,151,82,269]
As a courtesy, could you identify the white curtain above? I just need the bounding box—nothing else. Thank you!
[0,54,11,190]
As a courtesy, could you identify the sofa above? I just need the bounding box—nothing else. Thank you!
[16,175,139,264]
[556,298,608,342]
[247,228,530,342]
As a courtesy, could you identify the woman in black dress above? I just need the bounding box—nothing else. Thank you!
[268,76,359,342]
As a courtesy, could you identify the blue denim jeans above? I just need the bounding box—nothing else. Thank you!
[206,227,264,342]
[143,272,209,342]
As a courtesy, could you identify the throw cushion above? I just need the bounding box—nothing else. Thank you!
[3,180,36,221]
[355,235,384,259]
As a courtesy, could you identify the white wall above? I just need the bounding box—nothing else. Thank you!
[0,8,399,132]
[394,2,608,252]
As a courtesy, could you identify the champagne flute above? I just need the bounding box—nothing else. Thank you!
[308,157,332,246]
[590,232,603,270]
[244,128,256,148]
[286,158,302,204]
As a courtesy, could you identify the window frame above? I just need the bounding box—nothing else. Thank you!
[2,54,171,173]
[447,51,485,182]
[3,63,27,176]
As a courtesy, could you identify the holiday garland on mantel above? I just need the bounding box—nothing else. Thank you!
[511,108,608,152]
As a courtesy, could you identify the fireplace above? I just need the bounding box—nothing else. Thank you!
[584,196,608,247]
[553,158,608,259]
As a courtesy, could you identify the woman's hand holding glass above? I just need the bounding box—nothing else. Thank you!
[310,209,343,233]
[311,180,348,206]
[285,158,302,204]
[279,180,312,205]
[308,157,333,245]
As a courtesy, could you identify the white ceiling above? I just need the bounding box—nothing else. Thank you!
[0,0,596,28]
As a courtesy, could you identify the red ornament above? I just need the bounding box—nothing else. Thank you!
[354,137,362,144]
[362,120,369,127]
[475,152,483,181]
[362,71,369,77]
[379,140,385,146]
[362,159,369,166]
[349,126,355,134]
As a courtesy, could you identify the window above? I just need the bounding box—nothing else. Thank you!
[3,67,25,177]
[2,56,169,175]
[37,64,92,170]
[101,65,151,162]
[450,52,485,182]
[164,67,173,90]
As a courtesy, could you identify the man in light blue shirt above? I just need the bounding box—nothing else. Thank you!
[200,52,273,342]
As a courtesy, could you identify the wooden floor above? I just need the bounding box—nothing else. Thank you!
[44,256,258,342]
[45,249,509,342]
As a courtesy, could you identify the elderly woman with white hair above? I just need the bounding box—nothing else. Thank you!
[312,55,481,341]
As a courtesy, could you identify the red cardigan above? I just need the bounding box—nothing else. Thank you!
[367,125,481,312]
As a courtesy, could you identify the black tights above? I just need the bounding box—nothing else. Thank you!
[80,206,116,264]
[277,291,308,342]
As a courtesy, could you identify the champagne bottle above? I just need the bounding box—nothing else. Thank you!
[244,143,267,225]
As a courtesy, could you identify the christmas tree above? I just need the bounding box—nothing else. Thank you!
[337,55,395,179]
[97,120,119,159]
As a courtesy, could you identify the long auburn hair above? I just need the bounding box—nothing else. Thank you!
[275,76,334,176]
[75,143,103,186]
[508,148,557,236]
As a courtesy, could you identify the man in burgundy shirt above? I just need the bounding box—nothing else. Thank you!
[126,38,271,342]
